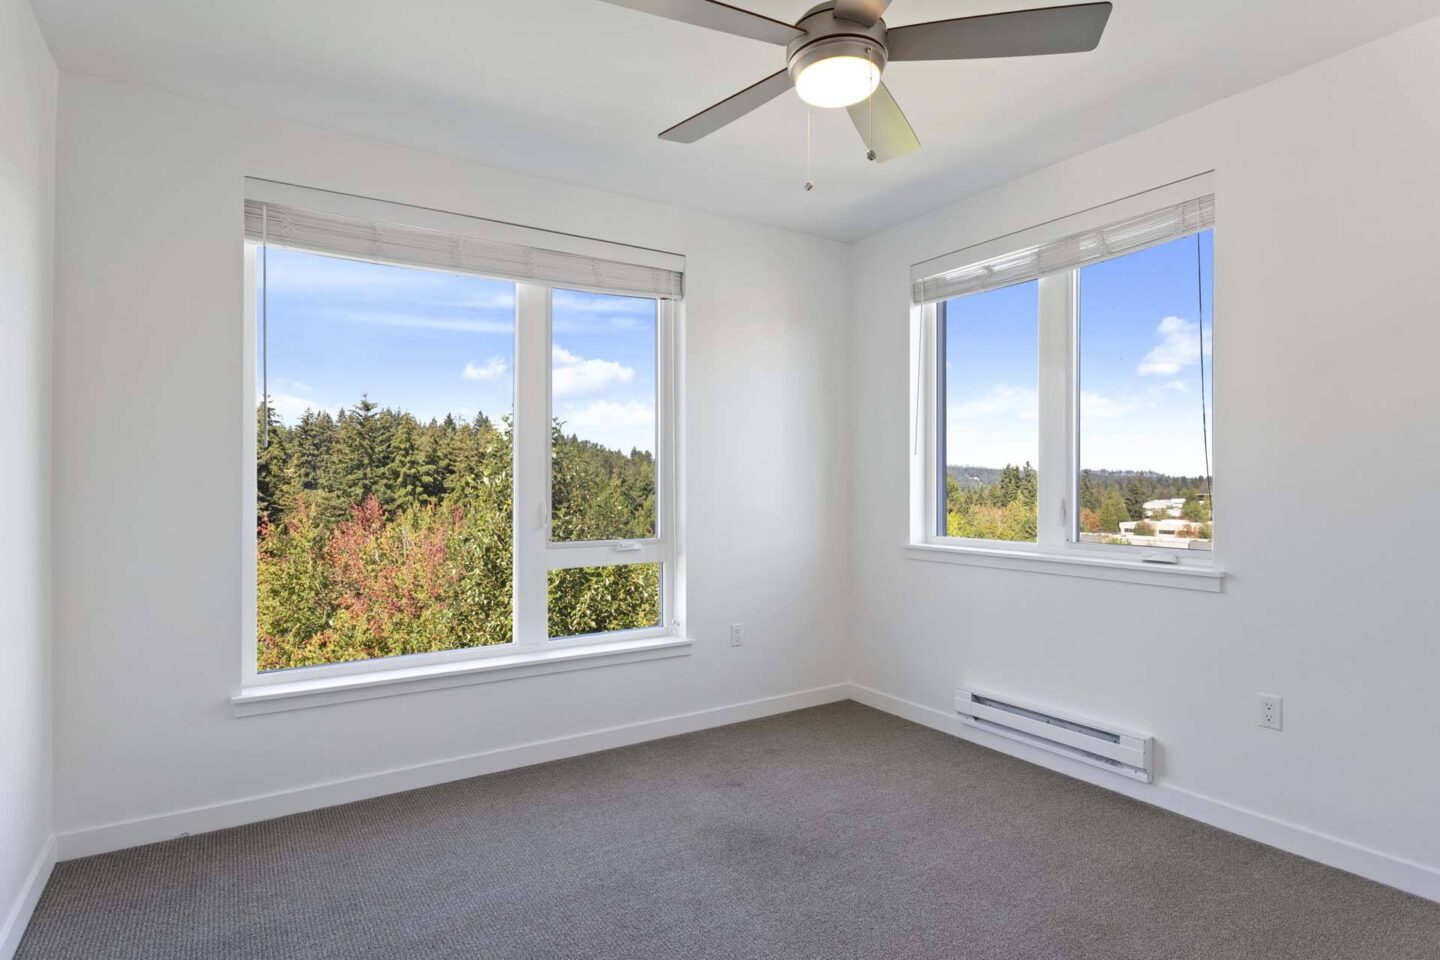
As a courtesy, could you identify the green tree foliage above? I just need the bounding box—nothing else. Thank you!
[255,396,658,671]
[1123,477,1150,524]
[945,463,1212,544]
[946,462,1037,542]
[1097,490,1130,533]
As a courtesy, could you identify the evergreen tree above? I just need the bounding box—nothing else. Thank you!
[328,395,385,508]
[1098,490,1129,533]
[1123,476,1150,522]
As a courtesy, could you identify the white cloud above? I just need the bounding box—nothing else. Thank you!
[552,290,652,315]
[552,345,635,397]
[271,376,314,394]
[1080,391,1139,419]
[559,399,655,453]
[266,392,334,425]
[1139,315,1211,376]
[328,310,514,335]
[950,384,1038,422]
[461,357,508,382]
[456,291,518,310]
[551,290,655,333]
[1159,380,1190,393]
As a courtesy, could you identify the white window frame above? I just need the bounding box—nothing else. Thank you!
[236,187,687,711]
[908,177,1223,592]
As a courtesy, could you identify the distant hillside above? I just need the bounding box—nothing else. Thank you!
[945,465,1009,490]
[947,465,1210,492]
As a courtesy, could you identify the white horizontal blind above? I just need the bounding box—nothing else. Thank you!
[244,200,684,300]
[912,194,1213,304]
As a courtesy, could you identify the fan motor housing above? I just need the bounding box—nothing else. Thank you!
[786,4,889,85]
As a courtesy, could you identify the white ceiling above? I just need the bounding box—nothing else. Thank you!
[31,0,1440,240]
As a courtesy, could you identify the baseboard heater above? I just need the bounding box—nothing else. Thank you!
[955,686,1154,783]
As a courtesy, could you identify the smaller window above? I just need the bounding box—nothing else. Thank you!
[912,180,1216,578]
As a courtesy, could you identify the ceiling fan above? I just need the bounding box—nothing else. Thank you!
[598,0,1112,162]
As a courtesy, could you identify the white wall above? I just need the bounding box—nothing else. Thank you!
[0,0,56,950]
[51,74,852,847]
[849,16,1440,896]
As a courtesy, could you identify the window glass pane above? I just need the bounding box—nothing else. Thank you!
[550,289,658,542]
[548,563,661,639]
[1078,229,1214,549]
[940,280,1039,542]
[255,247,516,671]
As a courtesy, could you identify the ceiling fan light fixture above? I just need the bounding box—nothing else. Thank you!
[794,54,881,108]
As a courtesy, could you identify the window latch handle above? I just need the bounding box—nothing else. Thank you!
[614,540,641,553]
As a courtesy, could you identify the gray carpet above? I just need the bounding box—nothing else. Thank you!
[18,701,1440,959]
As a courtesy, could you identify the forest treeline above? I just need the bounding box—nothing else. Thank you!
[256,397,658,671]
[945,464,1213,542]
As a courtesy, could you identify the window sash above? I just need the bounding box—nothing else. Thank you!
[242,246,679,687]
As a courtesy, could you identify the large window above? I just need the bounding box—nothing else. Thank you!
[915,182,1214,569]
[246,189,680,679]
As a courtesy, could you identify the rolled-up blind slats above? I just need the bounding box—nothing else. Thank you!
[244,200,684,301]
[912,194,1213,304]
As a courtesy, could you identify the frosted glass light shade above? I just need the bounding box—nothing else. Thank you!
[794,55,881,108]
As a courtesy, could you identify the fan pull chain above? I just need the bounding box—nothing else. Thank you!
[866,47,876,162]
[803,105,814,192]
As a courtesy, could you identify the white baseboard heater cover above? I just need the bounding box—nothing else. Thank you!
[955,686,1154,782]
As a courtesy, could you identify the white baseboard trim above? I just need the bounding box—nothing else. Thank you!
[847,683,1440,904]
[1,836,55,960]
[56,683,851,861]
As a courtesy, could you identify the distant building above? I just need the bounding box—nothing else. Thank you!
[1097,516,1214,550]
[1143,497,1187,518]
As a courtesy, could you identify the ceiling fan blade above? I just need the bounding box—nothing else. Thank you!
[886,2,1112,61]
[832,0,892,27]
[597,0,804,45]
[846,81,919,162]
[659,69,793,143]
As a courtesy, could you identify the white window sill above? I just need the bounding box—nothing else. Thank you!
[232,636,694,717]
[904,542,1224,592]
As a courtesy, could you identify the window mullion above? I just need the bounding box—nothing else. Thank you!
[512,283,551,647]
[1036,270,1075,548]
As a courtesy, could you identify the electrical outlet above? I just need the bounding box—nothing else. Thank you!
[729,623,744,647]
[1258,693,1283,730]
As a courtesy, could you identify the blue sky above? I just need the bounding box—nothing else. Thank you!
[944,230,1214,476]
[259,248,657,453]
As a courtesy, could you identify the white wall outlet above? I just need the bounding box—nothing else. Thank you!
[729,623,744,647]
[1259,693,1283,730]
